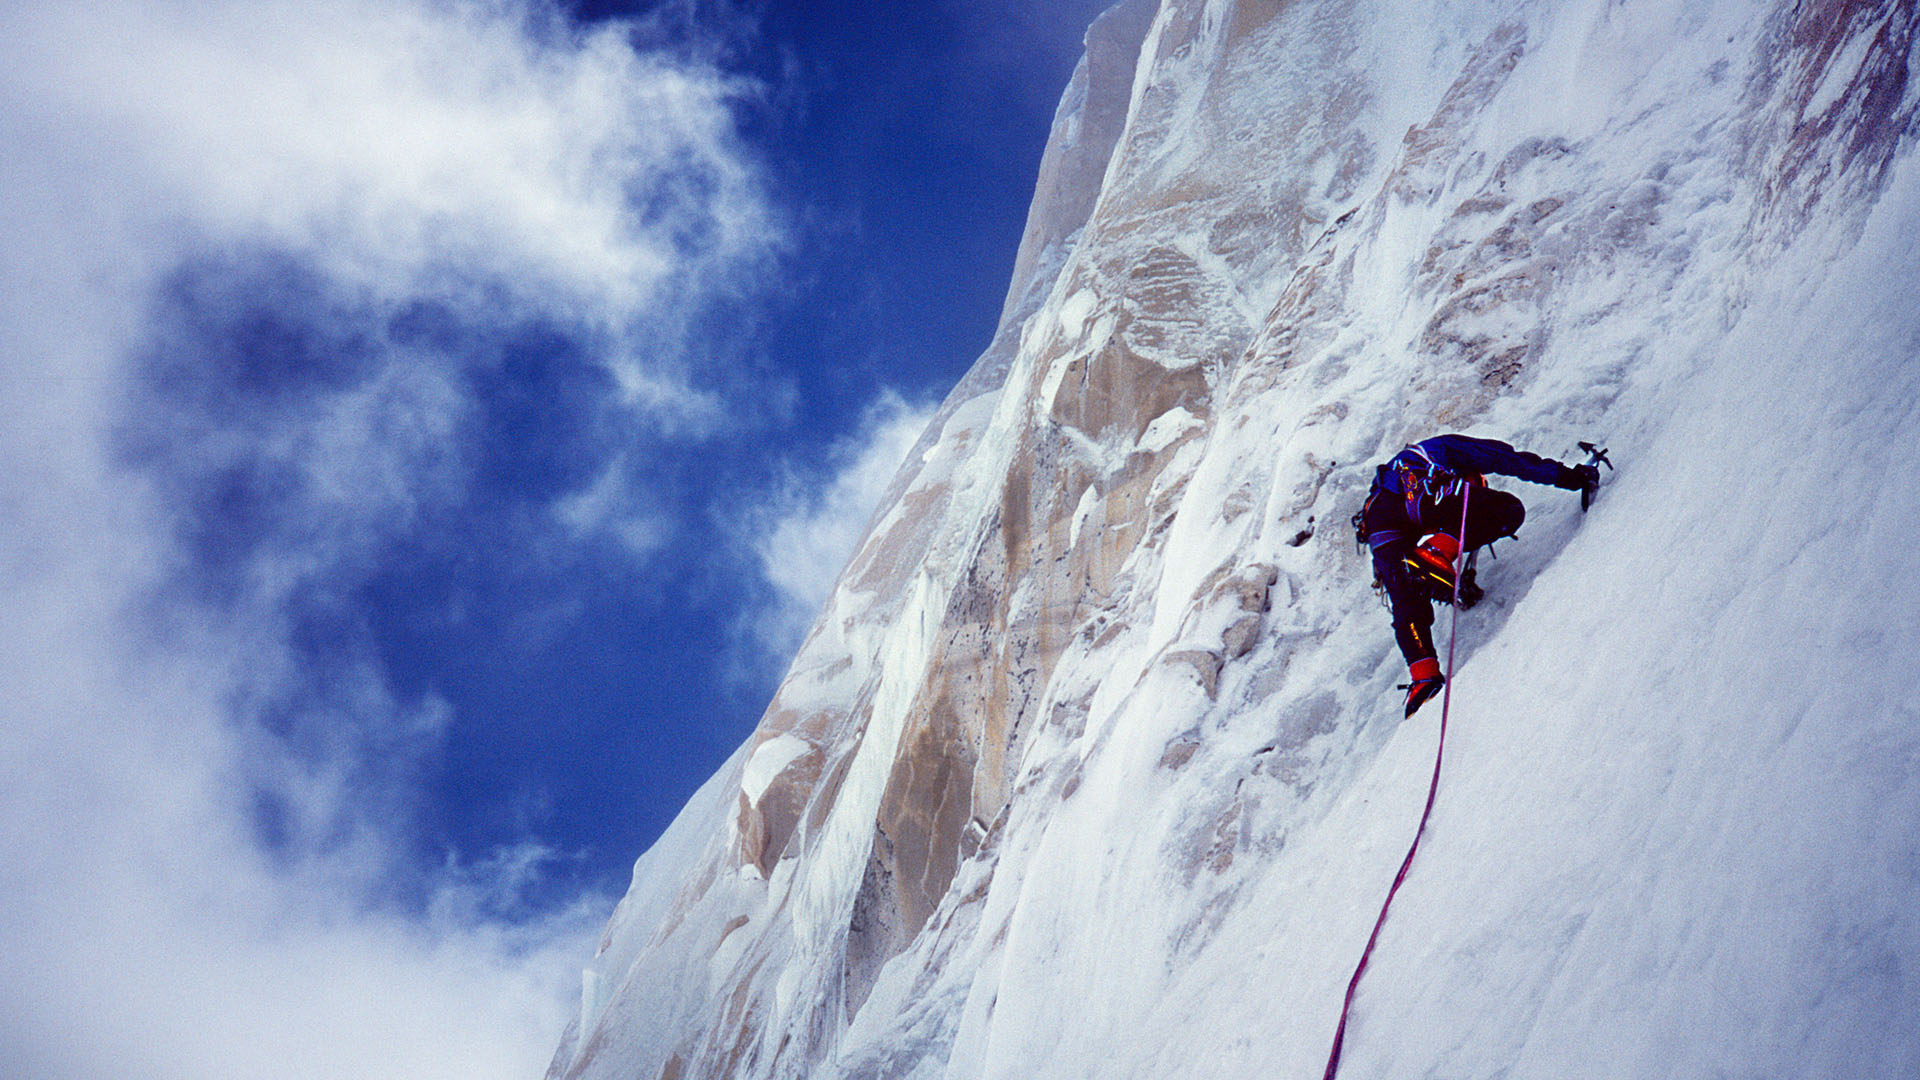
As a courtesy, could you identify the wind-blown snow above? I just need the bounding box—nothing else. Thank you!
[555,2,1920,1078]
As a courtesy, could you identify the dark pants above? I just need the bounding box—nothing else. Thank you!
[1364,485,1525,664]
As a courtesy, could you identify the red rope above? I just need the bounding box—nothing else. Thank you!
[1322,484,1470,1080]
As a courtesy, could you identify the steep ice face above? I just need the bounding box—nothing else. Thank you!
[554,2,1920,1078]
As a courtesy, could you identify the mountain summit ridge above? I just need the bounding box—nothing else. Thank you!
[552,2,1920,1077]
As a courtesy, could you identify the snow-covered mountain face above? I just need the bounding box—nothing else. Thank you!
[551,1,1920,1078]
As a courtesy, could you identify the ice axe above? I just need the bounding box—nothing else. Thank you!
[1577,440,1612,512]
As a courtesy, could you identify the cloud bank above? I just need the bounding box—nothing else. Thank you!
[0,1,795,1077]
[745,391,937,663]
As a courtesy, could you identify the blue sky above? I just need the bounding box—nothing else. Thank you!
[0,1,1110,1076]
[394,0,1118,909]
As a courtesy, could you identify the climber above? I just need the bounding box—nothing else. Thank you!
[1359,434,1598,717]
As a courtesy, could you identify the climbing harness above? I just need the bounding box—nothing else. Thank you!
[1322,483,1471,1080]
[1393,444,1484,528]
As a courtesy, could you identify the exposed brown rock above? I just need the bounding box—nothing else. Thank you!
[1048,331,1211,444]
[1165,648,1226,699]
[735,737,824,878]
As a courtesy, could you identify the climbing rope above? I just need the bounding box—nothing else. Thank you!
[1321,484,1471,1080]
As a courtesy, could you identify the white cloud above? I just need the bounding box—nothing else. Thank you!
[8,0,776,328]
[556,453,673,559]
[745,391,937,663]
[0,1,782,1077]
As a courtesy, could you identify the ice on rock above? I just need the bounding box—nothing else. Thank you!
[740,734,812,807]
[1058,287,1100,341]
[552,2,1920,1079]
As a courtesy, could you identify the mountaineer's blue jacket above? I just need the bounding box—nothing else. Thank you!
[1376,434,1570,493]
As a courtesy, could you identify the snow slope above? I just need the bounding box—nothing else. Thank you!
[552,2,1920,1078]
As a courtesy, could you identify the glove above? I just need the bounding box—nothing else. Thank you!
[1556,463,1599,491]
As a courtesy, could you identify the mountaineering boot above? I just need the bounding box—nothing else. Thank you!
[1406,532,1461,600]
[1404,657,1445,718]
[1456,566,1483,610]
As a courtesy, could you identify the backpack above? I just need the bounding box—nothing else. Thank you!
[1351,444,1485,551]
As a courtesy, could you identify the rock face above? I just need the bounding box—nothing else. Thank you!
[551,2,1920,1078]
